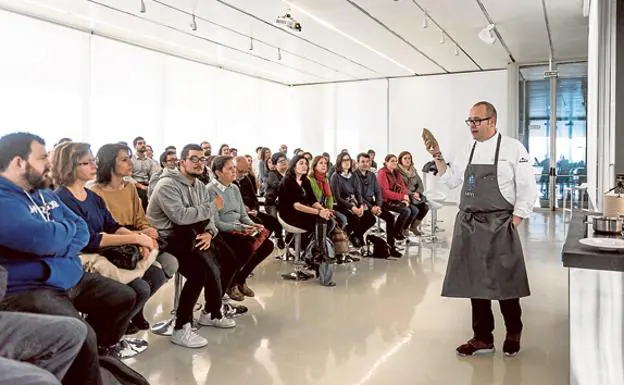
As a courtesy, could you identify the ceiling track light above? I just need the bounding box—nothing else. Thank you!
[440,34,446,44]
[422,15,428,29]
[249,37,254,51]
[190,14,197,31]
[454,45,459,56]
[277,48,282,60]
[139,0,146,13]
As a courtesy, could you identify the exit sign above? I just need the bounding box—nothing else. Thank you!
[544,71,559,78]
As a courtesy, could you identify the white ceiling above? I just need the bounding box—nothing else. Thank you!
[0,0,589,85]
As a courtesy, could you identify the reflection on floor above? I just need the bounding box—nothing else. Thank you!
[130,210,569,385]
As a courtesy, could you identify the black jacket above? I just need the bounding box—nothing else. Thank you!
[234,175,259,211]
[354,169,383,208]
[263,170,283,206]
[330,172,364,210]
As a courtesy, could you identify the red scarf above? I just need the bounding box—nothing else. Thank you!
[314,171,332,198]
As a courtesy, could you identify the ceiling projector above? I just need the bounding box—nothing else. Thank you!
[276,12,302,32]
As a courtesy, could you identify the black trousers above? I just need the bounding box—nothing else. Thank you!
[218,231,274,286]
[471,298,523,344]
[378,207,398,246]
[337,208,376,241]
[136,184,149,212]
[414,201,429,220]
[250,211,281,240]
[0,273,137,385]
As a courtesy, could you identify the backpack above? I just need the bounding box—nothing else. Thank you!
[364,234,391,259]
[330,228,349,255]
[100,355,150,385]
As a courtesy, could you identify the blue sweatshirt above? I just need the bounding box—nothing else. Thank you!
[0,176,89,294]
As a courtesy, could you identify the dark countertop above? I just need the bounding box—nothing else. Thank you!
[562,213,624,272]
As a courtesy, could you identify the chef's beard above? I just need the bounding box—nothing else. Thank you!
[24,163,51,190]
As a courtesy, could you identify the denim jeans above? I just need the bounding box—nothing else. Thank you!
[0,273,136,385]
[0,312,87,384]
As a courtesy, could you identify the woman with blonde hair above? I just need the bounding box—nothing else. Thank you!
[397,151,429,236]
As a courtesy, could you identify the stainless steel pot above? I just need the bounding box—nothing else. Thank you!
[592,216,623,234]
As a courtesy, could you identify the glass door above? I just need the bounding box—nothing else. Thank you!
[519,63,588,210]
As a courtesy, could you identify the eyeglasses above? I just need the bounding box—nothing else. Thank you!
[465,117,492,126]
[77,159,96,166]
[136,141,145,146]
[187,156,208,163]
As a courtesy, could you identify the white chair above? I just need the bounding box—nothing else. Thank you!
[422,191,447,242]
[278,215,313,281]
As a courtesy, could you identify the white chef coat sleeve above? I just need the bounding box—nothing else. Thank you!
[512,142,537,218]
[439,147,468,190]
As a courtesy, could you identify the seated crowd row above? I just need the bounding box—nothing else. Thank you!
[0,132,430,385]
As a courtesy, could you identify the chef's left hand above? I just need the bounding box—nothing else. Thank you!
[512,216,522,228]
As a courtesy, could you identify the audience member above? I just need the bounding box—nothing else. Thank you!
[331,152,375,247]
[377,154,419,240]
[208,156,274,300]
[147,144,235,349]
[230,148,238,157]
[0,132,137,384]
[263,153,287,249]
[308,155,346,229]
[354,153,402,257]
[129,136,157,211]
[397,151,429,236]
[368,149,378,172]
[53,142,159,342]
[200,141,211,156]
[218,144,230,156]
[149,150,178,198]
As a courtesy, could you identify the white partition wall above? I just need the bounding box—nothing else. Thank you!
[389,71,509,202]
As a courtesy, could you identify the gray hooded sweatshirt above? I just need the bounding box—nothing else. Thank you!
[146,168,218,238]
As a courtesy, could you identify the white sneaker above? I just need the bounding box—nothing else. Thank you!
[198,312,236,328]
[170,323,208,348]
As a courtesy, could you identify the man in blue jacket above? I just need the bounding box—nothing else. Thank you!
[0,132,137,385]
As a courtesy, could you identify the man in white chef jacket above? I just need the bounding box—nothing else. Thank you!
[428,101,537,357]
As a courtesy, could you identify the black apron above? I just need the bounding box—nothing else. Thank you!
[441,134,530,300]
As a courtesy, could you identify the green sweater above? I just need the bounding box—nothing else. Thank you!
[308,175,334,209]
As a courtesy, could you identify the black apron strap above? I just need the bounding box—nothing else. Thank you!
[468,132,502,165]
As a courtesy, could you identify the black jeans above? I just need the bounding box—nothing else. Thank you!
[264,205,284,240]
[337,207,376,241]
[251,211,281,240]
[130,265,166,323]
[414,201,429,220]
[385,202,419,231]
[0,273,137,385]
[136,184,149,212]
[471,298,523,344]
[378,207,398,247]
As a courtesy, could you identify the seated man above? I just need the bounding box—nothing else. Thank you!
[232,156,282,246]
[354,152,402,258]
[0,132,137,385]
[148,144,238,349]
[0,265,88,385]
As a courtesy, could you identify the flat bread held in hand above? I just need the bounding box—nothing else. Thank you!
[422,128,439,154]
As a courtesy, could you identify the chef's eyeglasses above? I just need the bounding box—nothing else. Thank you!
[465,117,492,126]
[187,156,208,163]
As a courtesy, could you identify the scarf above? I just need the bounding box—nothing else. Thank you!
[313,171,332,198]
[383,167,403,194]
[397,164,416,179]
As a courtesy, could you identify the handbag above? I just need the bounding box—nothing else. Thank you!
[98,245,141,270]
[330,227,349,255]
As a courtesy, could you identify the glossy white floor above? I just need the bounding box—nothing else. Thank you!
[131,210,569,385]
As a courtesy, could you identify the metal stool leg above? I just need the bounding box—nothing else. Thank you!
[151,272,183,336]
[282,233,312,281]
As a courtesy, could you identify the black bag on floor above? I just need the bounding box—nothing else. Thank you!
[100,355,150,385]
[364,234,391,259]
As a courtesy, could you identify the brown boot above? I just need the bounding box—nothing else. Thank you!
[410,219,422,236]
[238,283,255,298]
[227,286,245,302]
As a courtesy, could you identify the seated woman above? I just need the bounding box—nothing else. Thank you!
[207,156,274,301]
[377,154,419,241]
[53,142,159,338]
[90,143,179,328]
[278,155,335,260]
[308,155,347,230]
[331,152,376,247]
[398,151,429,236]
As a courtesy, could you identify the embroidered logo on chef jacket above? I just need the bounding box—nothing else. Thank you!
[519,157,529,163]
[465,174,476,198]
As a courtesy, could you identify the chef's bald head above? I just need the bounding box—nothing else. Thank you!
[472,101,497,122]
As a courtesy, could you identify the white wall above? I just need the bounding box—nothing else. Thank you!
[389,71,509,202]
[0,10,297,157]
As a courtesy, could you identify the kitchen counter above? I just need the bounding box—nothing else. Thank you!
[562,213,624,272]
[563,213,624,385]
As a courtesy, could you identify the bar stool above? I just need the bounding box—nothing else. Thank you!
[278,215,313,281]
[151,272,184,336]
[563,183,589,222]
[422,191,446,243]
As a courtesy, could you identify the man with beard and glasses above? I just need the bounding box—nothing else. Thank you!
[147,144,242,349]
[0,132,138,385]
[129,136,156,211]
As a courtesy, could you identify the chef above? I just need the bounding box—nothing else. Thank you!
[428,101,537,357]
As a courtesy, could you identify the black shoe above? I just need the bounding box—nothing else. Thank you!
[350,236,362,248]
[124,322,139,335]
[394,233,406,241]
[390,247,403,258]
[503,332,521,356]
[131,313,150,330]
[277,238,286,250]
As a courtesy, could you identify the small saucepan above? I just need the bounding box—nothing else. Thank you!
[592,216,623,234]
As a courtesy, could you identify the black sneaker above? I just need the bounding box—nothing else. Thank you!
[222,302,248,319]
[390,247,403,258]
[456,338,495,357]
[503,332,521,357]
